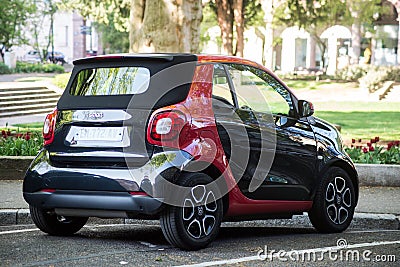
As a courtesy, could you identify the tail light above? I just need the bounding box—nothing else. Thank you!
[147,110,188,146]
[43,108,58,146]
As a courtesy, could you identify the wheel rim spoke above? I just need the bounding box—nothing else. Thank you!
[342,188,352,208]
[202,215,216,236]
[187,219,202,239]
[183,198,195,221]
[191,185,206,204]
[338,207,349,224]
[326,203,338,223]
[334,177,346,193]
[326,182,335,202]
[205,191,217,212]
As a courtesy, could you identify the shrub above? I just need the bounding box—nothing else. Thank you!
[359,68,389,93]
[335,64,373,81]
[0,129,43,156]
[0,62,12,74]
[14,61,64,73]
[42,63,64,73]
[384,66,400,82]
[52,72,71,89]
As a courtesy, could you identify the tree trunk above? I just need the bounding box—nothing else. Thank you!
[129,0,202,53]
[233,0,244,57]
[262,0,274,69]
[351,22,361,64]
[215,0,234,55]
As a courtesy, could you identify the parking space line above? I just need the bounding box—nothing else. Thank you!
[0,228,39,235]
[174,240,400,267]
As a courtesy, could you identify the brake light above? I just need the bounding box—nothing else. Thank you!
[43,108,58,146]
[147,111,187,145]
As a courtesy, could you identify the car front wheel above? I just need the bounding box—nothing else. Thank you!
[160,173,223,250]
[308,167,356,233]
[30,205,88,236]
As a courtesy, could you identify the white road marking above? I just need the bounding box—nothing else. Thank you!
[0,228,39,235]
[174,240,400,267]
[139,241,157,248]
[347,229,400,234]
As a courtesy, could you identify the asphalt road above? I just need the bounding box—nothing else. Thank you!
[1,223,398,266]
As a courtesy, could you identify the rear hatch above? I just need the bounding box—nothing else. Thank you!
[49,54,197,168]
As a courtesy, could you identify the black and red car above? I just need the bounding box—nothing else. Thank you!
[23,54,358,250]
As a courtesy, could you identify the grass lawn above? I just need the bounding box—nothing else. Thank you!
[313,102,400,141]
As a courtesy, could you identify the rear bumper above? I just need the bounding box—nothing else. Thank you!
[23,149,193,217]
[24,190,163,217]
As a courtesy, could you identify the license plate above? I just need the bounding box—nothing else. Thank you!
[73,127,124,142]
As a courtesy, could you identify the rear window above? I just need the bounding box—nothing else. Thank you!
[70,67,150,96]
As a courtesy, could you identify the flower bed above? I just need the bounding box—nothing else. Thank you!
[345,137,400,165]
[0,129,43,156]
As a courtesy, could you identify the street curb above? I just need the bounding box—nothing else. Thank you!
[222,213,400,230]
[1,210,398,231]
[355,164,400,187]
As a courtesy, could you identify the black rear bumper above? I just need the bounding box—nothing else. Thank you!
[24,190,163,217]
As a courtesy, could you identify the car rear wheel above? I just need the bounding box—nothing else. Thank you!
[160,173,223,250]
[30,205,88,236]
[309,167,356,233]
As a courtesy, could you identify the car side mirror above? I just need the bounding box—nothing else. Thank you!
[298,100,314,118]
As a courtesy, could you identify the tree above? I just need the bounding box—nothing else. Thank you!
[94,16,130,54]
[29,0,58,62]
[345,0,382,64]
[209,0,263,56]
[0,0,35,61]
[274,0,348,69]
[129,0,202,53]
[61,0,203,53]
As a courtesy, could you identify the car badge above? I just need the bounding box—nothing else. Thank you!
[84,111,104,120]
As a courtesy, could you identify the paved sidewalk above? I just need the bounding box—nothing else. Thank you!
[1,180,399,228]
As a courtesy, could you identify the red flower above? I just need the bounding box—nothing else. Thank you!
[367,142,371,147]
[358,139,362,142]
[24,134,31,141]
[16,133,23,138]
[1,130,5,136]
[388,142,393,150]
[394,140,400,146]
[369,146,375,152]
[370,139,376,144]
[356,146,362,149]
[351,144,354,148]
[351,139,356,143]
[6,130,11,136]
[375,136,380,142]
[362,147,368,153]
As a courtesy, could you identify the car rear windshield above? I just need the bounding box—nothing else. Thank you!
[70,67,150,96]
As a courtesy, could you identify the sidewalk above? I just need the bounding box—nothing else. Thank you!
[1,180,399,229]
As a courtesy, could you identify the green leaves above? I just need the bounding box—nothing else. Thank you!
[345,142,400,165]
[0,0,36,50]
[0,131,43,156]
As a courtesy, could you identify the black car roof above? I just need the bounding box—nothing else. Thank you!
[73,53,197,65]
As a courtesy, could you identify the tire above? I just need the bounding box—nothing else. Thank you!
[309,167,356,233]
[160,173,223,250]
[30,205,88,236]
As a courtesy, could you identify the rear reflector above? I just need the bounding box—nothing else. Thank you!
[41,189,56,193]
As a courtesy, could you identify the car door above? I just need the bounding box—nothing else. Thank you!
[225,64,317,201]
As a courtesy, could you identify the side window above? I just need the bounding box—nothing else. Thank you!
[212,64,235,106]
[227,64,293,116]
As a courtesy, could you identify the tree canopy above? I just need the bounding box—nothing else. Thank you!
[0,0,36,60]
